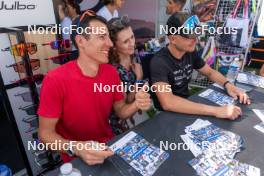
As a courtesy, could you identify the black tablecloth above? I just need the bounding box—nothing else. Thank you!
[45,85,264,176]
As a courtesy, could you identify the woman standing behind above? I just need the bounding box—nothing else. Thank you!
[59,0,81,48]
[97,0,125,21]
[108,16,144,134]
[64,0,81,53]
[58,0,81,60]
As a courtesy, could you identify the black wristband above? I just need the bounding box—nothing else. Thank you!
[66,148,75,157]
[223,81,230,90]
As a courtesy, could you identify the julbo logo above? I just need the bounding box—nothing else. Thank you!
[0,1,36,11]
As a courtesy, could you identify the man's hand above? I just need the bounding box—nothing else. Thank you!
[214,105,242,120]
[134,83,151,111]
[225,83,250,104]
[73,141,113,165]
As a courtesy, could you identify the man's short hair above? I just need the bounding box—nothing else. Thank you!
[71,14,108,49]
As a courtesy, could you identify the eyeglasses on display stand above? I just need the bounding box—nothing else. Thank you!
[0,26,63,176]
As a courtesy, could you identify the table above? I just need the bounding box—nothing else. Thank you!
[46,85,264,176]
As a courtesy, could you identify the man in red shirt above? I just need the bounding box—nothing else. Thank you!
[38,13,151,165]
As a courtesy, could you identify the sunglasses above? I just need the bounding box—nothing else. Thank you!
[19,104,37,116]
[14,87,40,102]
[12,74,44,87]
[34,150,48,160]
[35,158,50,168]
[42,39,71,50]
[24,118,38,132]
[6,59,40,73]
[25,126,38,133]
[80,10,96,22]
[1,43,37,56]
[181,15,201,39]
[77,10,96,29]
[22,116,38,126]
[110,15,130,28]
[45,53,71,65]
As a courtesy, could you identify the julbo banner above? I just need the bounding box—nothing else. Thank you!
[0,0,56,28]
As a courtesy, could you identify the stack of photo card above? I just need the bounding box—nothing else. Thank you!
[199,89,235,106]
[110,131,169,176]
[181,119,244,158]
[236,72,264,88]
[181,119,260,176]
[189,150,260,176]
[252,109,264,134]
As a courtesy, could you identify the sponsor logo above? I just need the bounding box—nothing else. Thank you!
[0,1,36,11]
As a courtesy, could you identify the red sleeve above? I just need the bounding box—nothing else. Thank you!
[37,74,63,118]
[112,67,124,102]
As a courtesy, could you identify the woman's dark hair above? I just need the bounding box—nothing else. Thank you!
[63,0,81,15]
[108,16,131,64]
[102,0,115,5]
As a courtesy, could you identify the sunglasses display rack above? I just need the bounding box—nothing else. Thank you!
[190,0,262,89]
[214,0,262,68]
[0,28,62,176]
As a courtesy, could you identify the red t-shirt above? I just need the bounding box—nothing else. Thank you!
[37,61,124,162]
